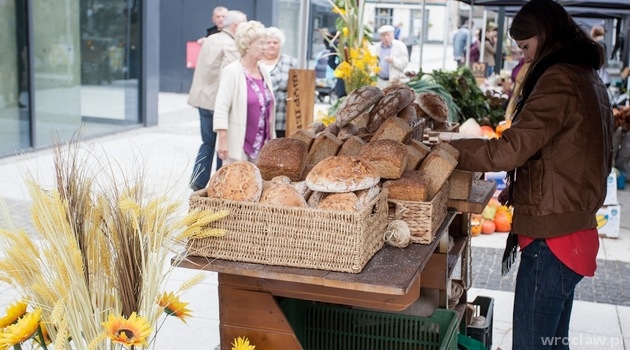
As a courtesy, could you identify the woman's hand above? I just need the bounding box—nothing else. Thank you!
[217,130,228,160]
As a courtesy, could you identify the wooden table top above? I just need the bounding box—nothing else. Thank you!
[174,211,456,296]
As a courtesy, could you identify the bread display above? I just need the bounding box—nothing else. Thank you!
[316,192,359,212]
[371,116,413,144]
[305,155,380,192]
[383,171,433,202]
[259,182,308,208]
[358,139,408,179]
[335,86,384,127]
[206,161,263,202]
[416,92,449,122]
[257,138,309,182]
[417,147,458,198]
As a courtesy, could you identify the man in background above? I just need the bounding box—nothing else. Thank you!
[188,10,247,191]
[373,25,409,88]
[197,6,228,43]
[453,19,473,67]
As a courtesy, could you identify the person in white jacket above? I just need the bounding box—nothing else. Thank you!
[373,25,409,88]
[214,21,276,164]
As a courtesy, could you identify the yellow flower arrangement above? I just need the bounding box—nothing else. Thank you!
[231,336,255,350]
[0,134,228,350]
[327,0,379,94]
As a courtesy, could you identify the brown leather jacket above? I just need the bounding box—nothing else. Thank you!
[451,62,613,238]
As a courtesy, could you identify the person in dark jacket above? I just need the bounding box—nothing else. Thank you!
[448,0,613,349]
[197,6,227,43]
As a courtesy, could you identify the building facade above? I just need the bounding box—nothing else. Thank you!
[0,0,159,157]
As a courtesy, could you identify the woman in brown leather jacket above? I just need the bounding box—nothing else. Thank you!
[449,0,613,348]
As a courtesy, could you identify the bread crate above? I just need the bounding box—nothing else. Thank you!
[387,181,449,244]
[280,298,459,350]
[187,189,388,273]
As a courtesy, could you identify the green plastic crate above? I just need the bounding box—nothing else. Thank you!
[280,298,458,350]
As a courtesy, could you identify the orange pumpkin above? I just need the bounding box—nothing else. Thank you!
[480,125,497,139]
[495,120,512,137]
[471,224,482,236]
[494,211,512,232]
[470,214,483,236]
[481,220,496,234]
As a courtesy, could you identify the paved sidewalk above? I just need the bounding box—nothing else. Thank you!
[1,91,629,350]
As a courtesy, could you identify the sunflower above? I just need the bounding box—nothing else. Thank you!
[231,336,255,350]
[0,301,27,328]
[0,308,41,348]
[157,292,192,323]
[102,312,152,347]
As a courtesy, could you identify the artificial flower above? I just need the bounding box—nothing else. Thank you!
[0,308,41,348]
[0,301,27,328]
[231,336,255,350]
[102,312,152,347]
[157,292,192,323]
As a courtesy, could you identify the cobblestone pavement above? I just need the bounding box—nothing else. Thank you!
[471,246,630,306]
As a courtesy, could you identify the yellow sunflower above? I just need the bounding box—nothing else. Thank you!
[102,312,152,347]
[157,291,192,323]
[0,301,27,328]
[231,336,255,350]
[0,308,41,348]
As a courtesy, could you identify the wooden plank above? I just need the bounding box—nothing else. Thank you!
[220,273,422,312]
[173,212,456,296]
[285,69,315,136]
[448,180,496,214]
[218,287,302,349]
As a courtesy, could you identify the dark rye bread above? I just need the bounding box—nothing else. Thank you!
[337,135,367,157]
[358,139,408,179]
[416,92,449,122]
[367,86,415,133]
[257,138,309,182]
[335,86,384,127]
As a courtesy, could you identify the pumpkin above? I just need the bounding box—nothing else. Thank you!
[495,120,512,137]
[481,220,496,234]
[494,211,512,232]
[471,223,482,236]
[470,214,483,236]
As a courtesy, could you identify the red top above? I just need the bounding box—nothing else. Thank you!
[518,228,599,277]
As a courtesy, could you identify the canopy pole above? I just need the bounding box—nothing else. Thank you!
[418,0,427,72]
[465,2,473,67]
[441,0,451,69]
[495,7,506,76]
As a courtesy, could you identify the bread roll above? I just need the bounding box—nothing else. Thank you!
[257,138,309,181]
[260,183,308,208]
[316,192,359,212]
[358,139,408,179]
[206,161,263,202]
[416,92,449,122]
[335,86,384,127]
[383,171,433,202]
[305,156,380,192]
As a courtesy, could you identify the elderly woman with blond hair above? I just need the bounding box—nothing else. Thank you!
[261,27,298,137]
[214,21,276,164]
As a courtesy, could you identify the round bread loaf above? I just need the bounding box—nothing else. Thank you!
[416,92,449,122]
[335,86,384,127]
[206,161,263,202]
[367,86,415,133]
[397,104,418,126]
[306,121,326,134]
[316,192,359,212]
[305,156,380,193]
[259,183,308,208]
[381,82,415,97]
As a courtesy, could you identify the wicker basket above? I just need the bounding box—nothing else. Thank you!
[187,190,389,273]
[387,182,449,244]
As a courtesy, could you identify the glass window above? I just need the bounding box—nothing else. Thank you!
[374,8,393,34]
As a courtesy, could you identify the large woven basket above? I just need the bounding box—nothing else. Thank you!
[187,190,389,273]
[387,182,449,244]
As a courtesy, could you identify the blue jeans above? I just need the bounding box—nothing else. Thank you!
[513,239,584,350]
[191,108,222,190]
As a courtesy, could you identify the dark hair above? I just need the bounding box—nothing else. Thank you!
[509,0,603,67]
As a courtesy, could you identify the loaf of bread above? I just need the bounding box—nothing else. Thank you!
[307,132,343,167]
[325,123,341,136]
[291,180,310,199]
[408,139,431,159]
[448,170,473,200]
[433,142,460,161]
[358,139,408,179]
[355,185,381,211]
[397,104,418,126]
[259,183,308,208]
[289,129,317,149]
[257,138,309,181]
[335,86,384,127]
[383,171,433,202]
[206,161,263,202]
[316,192,359,212]
[305,155,380,192]
[337,123,359,141]
[306,121,326,134]
[371,116,413,144]
[367,86,415,133]
[337,135,367,157]
[307,191,326,207]
[416,92,449,122]
[262,175,292,192]
[417,148,458,198]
